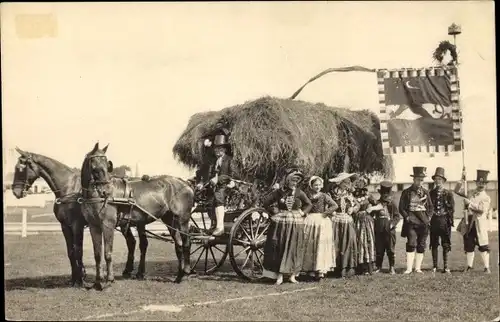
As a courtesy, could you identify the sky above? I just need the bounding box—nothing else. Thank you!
[1,2,497,182]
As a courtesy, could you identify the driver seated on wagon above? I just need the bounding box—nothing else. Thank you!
[195,133,236,237]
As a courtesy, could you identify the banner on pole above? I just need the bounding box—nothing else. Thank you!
[377,67,462,155]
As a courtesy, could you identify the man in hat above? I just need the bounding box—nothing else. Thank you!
[429,167,455,273]
[454,169,492,274]
[368,181,401,274]
[399,166,434,274]
[195,134,236,237]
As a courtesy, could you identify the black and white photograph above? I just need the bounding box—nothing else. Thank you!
[2,2,498,321]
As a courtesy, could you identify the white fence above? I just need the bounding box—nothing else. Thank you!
[5,208,498,238]
[4,192,54,208]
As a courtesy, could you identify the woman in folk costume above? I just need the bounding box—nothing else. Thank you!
[455,169,492,274]
[351,174,377,275]
[328,172,359,278]
[262,168,313,285]
[302,176,338,280]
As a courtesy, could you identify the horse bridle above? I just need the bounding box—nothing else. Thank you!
[83,154,112,198]
[12,155,34,195]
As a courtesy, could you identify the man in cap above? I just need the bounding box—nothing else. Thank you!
[429,167,455,273]
[196,133,236,237]
[454,169,492,274]
[399,166,434,274]
[368,181,401,274]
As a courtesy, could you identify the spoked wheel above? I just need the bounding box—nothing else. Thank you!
[228,207,270,281]
[189,208,227,274]
[190,239,228,275]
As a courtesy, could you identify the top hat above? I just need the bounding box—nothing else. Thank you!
[410,166,427,178]
[328,172,356,183]
[431,167,447,182]
[378,180,394,195]
[476,169,490,183]
[213,134,230,147]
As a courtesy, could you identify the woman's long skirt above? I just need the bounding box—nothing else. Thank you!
[262,211,305,279]
[302,213,335,274]
[331,213,357,270]
[354,212,376,265]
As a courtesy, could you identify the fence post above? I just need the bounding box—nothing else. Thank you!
[21,209,28,238]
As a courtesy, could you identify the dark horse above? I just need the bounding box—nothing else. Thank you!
[79,142,194,290]
[11,148,87,286]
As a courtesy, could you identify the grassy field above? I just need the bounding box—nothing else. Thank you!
[4,231,500,321]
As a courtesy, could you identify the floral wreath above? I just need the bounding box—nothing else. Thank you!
[432,40,458,66]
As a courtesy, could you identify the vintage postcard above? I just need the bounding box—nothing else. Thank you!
[2,2,498,321]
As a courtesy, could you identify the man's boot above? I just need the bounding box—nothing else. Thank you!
[464,252,474,272]
[212,206,225,237]
[480,251,491,274]
[442,249,450,273]
[404,252,415,274]
[415,252,424,273]
[431,247,439,273]
[375,254,383,273]
[388,252,396,275]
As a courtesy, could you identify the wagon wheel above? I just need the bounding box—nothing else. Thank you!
[189,208,228,274]
[228,207,270,281]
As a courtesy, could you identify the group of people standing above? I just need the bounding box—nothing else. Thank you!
[192,132,492,284]
[259,166,493,285]
[260,168,401,284]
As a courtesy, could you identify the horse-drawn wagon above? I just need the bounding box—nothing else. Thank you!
[12,94,391,290]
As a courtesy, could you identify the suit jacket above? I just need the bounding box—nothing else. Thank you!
[429,187,455,224]
[399,185,433,226]
[201,154,235,186]
[372,200,401,233]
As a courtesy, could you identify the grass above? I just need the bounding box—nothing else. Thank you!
[4,231,499,321]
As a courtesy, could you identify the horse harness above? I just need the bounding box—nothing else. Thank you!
[14,154,81,206]
[79,153,168,233]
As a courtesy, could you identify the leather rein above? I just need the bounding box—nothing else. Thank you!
[13,155,80,205]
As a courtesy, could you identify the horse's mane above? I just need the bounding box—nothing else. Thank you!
[28,152,75,173]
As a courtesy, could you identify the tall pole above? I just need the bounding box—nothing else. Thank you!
[448,23,467,223]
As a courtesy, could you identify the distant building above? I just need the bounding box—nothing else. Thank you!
[31,178,51,194]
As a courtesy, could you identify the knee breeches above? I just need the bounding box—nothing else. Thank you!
[406,224,429,253]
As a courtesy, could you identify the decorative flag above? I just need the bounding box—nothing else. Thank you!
[377,67,462,155]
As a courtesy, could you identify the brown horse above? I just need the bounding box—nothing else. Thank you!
[79,142,194,290]
[11,148,87,287]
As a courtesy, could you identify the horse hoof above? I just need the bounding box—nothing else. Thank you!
[72,279,84,288]
[93,282,104,291]
[135,273,145,280]
[122,271,132,279]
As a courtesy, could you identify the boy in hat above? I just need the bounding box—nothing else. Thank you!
[454,169,492,274]
[399,166,434,274]
[368,181,401,274]
[429,167,455,273]
[196,134,236,237]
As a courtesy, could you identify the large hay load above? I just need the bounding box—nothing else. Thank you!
[173,96,393,185]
